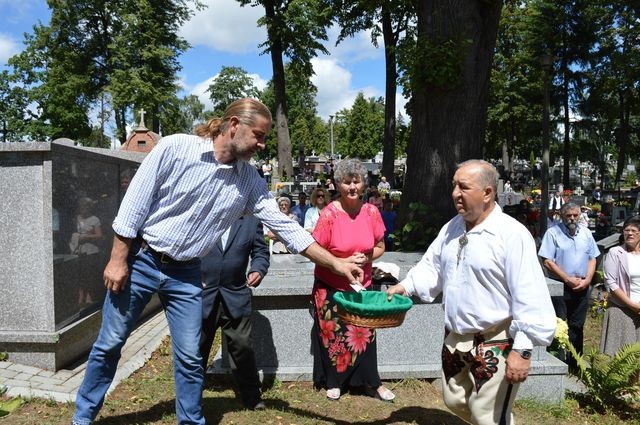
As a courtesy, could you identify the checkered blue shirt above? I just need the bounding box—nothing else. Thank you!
[113,134,314,260]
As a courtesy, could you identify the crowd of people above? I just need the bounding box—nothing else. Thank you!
[71,97,638,425]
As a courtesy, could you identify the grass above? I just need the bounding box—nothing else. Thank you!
[2,314,639,424]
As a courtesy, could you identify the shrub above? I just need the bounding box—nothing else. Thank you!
[555,318,640,410]
[391,202,439,252]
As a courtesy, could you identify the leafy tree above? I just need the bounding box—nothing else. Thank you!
[486,1,545,171]
[395,113,410,159]
[526,0,601,188]
[332,0,415,186]
[339,93,384,159]
[107,0,200,141]
[160,94,206,135]
[238,0,331,179]
[309,116,330,156]
[206,66,261,117]
[260,62,322,160]
[587,2,640,186]
[399,1,503,230]
[8,19,94,141]
[81,125,111,148]
[6,0,200,143]
[0,70,34,142]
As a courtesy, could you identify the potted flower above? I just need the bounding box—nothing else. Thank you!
[389,190,402,206]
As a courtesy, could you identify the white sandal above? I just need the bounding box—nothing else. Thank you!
[326,387,341,400]
[366,385,395,402]
[377,386,395,402]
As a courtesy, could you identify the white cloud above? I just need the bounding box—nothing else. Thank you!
[324,25,381,65]
[180,0,266,53]
[395,92,409,121]
[311,57,380,119]
[189,73,269,111]
[249,73,269,92]
[0,33,19,65]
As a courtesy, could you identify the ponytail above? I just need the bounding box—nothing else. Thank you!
[193,98,272,140]
[194,117,228,139]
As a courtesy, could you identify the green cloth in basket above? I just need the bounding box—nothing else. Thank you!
[333,291,413,317]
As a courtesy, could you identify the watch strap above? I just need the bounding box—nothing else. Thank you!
[512,348,532,359]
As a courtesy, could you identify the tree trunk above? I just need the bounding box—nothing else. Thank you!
[502,141,509,176]
[381,5,397,186]
[400,1,503,233]
[265,1,293,180]
[615,89,630,186]
[562,56,570,188]
[115,107,127,145]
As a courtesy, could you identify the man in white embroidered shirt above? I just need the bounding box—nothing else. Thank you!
[387,160,556,425]
[72,98,364,425]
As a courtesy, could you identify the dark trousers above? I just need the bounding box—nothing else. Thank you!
[552,285,591,368]
[200,297,262,407]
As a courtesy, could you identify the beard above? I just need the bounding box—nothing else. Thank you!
[563,220,577,231]
[230,140,254,161]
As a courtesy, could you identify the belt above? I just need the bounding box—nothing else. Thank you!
[135,235,199,266]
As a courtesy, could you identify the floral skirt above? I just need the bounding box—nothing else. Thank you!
[311,279,381,390]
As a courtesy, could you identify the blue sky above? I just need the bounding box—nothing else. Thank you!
[0,0,407,122]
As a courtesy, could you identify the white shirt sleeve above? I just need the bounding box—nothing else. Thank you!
[248,179,314,253]
[505,228,557,348]
[400,227,445,302]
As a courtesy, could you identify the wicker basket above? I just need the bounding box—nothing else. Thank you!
[333,291,412,329]
[337,308,407,328]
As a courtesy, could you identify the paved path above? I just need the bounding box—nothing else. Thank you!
[0,312,169,403]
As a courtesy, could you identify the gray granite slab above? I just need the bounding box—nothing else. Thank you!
[211,252,567,401]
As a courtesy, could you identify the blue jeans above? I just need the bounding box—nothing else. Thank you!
[73,242,204,425]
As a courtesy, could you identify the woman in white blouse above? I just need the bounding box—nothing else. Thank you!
[304,188,328,232]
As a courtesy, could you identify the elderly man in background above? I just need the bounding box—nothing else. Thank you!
[538,202,599,370]
[387,159,556,425]
[377,176,391,192]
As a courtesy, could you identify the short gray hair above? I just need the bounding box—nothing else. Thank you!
[457,159,498,193]
[277,196,291,207]
[333,158,368,186]
[561,202,580,214]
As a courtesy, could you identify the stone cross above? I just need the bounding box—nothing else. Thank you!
[138,108,147,128]
[574,187,584,196]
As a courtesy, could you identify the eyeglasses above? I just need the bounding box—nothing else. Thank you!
[316,193,325,198]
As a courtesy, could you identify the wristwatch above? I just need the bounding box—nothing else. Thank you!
[512,348,532,359]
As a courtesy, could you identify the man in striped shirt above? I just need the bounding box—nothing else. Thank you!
[72,98,363,425]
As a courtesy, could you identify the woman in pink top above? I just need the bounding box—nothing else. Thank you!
[311,158,394,402]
